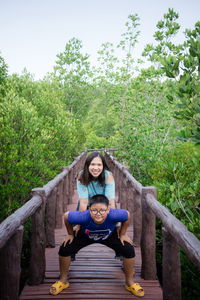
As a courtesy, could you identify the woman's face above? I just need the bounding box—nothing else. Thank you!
[88,156,103,178]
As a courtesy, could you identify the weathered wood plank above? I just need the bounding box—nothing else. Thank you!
[29,198,46,285]
[46,188,57,247]
[162,227,181,300]
[0,195,42,249]
[104,152,142,193]
[141,187,157,280]
[0,226,24,300]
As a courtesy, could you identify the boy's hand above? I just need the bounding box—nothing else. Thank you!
[119,233,133,246]
[62,234,74,246]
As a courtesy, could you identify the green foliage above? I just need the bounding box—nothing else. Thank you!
[151,142,200,236]
[0,53,8,96]
[0,71,85,221]
[114,78,181,184]
[180,251,200,300]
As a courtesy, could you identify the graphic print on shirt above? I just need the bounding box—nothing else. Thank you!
[85,228,112,241]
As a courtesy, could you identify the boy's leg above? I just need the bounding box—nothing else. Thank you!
[123,258,144,296]
[50,230,92,295]
[59,255,71,283]
[123,257,135,286]
[49,256,71,294]
[101,230,144,296]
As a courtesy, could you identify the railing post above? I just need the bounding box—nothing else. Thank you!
[115,167,120,195]
[46,187,57,247]
[141,187,157,279]
[162,227,182,300]
[69,167,74,204]
[29,188,46,285]
[0,225,24,300]
[126,181,133,224]
[62,167,69,212]
[63,169,70,208]
[55,180,64,228]
[120,175,127,210]
[132,190,142,246]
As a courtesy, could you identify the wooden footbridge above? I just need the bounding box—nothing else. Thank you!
[0,149,200,300]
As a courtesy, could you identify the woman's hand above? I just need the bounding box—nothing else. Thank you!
[61,234,74,246]
[73,225,81,236]
[119,233,133,246]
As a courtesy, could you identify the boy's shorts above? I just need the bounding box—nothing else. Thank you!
[59,228,135,258]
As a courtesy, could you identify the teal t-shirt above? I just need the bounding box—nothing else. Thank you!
[77,170,115,201]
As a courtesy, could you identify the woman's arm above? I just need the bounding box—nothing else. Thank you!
[106,172,116,209]
[79,198,88,211]
[77,177,89,211]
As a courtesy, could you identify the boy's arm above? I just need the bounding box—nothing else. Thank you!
[62,211,75,245]
[119,211,133,245]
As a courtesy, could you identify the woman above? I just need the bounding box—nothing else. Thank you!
[72,152,118,260]
[77,152,116,211]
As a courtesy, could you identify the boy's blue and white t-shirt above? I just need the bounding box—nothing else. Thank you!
[77,169,115,201]
[68,208,128,241]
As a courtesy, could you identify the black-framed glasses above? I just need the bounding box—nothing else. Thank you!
[90,209,107,215]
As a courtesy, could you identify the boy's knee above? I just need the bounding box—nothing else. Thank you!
[122,243,135,258]
[59,244,72,257]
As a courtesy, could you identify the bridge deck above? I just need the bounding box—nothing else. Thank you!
[20,193,163,300]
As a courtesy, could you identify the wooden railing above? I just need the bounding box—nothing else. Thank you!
[0,150,87,300]
[0,148,199,300]
[104,151,200,300]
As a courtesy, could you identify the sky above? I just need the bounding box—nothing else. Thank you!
[0,0,199,80]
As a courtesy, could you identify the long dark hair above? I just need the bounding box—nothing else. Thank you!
[79,152,110,186]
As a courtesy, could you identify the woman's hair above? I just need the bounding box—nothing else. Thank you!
[79,152,109,186]
[89,194,109,207]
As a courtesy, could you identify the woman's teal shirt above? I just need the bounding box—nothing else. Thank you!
[77,170,115,201]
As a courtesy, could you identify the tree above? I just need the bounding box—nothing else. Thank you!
[53,38,93,117]
[0,53,8,96]
[143,9,200,144]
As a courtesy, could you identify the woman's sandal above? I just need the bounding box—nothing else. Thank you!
[125,282,145,297]
[49,281,69,295]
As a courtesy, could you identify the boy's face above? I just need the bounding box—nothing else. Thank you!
[89,203,110,224]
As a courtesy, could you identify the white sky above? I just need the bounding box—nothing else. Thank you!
[1,0,199,79]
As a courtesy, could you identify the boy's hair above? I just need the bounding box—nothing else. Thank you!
[89,194,109,207]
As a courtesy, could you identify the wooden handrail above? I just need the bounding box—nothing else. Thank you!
[0,150,87,249]
[86,147,118,152]
[144,189,200,269]
[105,151,142,193]
[0,195,42,249]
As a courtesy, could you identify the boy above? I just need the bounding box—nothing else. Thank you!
[50,194,144,297]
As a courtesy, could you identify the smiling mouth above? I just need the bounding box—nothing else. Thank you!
[92,171,99,176]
